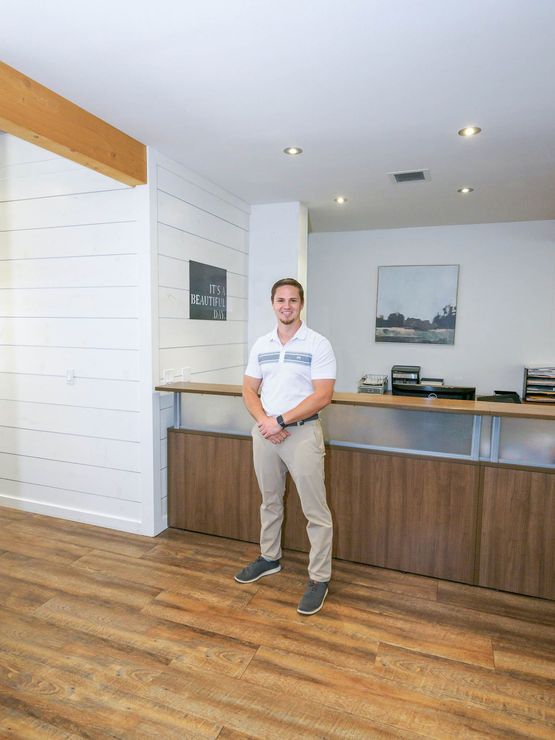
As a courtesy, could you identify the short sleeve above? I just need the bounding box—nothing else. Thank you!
[311,337,337,380]
[244,341,263,379]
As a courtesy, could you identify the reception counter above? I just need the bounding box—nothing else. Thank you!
[156,382,555,600]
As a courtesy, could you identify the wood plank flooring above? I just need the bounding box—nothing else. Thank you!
[0,507,554,738]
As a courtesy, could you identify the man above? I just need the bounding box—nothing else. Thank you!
[235,278,336,615]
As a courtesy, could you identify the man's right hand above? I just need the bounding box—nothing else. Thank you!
[267,430,290,445]
[257,415,282,438]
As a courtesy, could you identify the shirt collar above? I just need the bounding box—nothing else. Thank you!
[269,320,307,344]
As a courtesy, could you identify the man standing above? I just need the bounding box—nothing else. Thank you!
[235,278,336,615]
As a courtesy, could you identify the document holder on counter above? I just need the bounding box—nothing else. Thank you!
[358,374,388,394]
[391,365,421,385]
[477,390,521,404]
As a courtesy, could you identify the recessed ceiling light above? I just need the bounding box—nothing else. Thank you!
[334,196,348,204]
[283,146,303,155]
[457,187,474,194]
[458,126,482,137]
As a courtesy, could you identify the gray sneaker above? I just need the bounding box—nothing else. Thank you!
[234,556,281,584]
[297,580,329,615]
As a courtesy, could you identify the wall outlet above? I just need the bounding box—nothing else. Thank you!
[66,368,75,385]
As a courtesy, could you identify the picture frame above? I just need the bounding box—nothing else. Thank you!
[375,264,459,344]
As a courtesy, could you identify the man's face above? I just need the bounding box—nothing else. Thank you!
[272,285,303,326]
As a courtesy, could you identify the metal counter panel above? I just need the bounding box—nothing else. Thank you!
[322,404,475,457]
[180,393,254,436]
[170,387,555,467]
[498,417,555,468]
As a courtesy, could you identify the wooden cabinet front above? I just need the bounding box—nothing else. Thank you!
[168,430,260,542]
[168,429,480,585]
[479,466,555,599]
[328,447,480,583]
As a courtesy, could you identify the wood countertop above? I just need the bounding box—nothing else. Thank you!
[155,381,555,421]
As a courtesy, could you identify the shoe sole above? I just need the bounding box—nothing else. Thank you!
[297,587,328,615]
[234,564,281,584]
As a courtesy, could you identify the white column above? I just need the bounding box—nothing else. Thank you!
[248,202,308,348]
[138,147,162,536]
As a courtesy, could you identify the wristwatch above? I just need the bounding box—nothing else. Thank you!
[276,415,286,429]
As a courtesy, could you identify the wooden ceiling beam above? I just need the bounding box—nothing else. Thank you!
[0,61,147,186]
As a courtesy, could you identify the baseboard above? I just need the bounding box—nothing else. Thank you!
[0,494,142,535]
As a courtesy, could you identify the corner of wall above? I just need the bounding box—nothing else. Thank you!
[138,146,165,536]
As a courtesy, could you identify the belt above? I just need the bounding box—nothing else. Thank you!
[283,413,319,428]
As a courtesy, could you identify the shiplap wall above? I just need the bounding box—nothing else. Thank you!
[153,152,250,524]
[0,136,250,534]
[0,133,153,533]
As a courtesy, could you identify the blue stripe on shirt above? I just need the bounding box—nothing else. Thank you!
[284,352,312,366]
[258,352,280,364]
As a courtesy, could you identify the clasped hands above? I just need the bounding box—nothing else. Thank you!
[257,415,290,445]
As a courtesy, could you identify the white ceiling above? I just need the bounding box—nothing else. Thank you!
[2,0,555,232]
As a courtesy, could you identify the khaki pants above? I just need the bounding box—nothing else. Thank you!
[252,420,333,582]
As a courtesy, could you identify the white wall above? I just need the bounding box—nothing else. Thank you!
[152,151,250,526]
[0,134,152,532]
[248,202,307,347]
[308,221,555,395]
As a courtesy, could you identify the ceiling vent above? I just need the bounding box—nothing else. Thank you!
[388,169,431,184]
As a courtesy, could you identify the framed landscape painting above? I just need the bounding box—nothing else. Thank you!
[375,264,459,344]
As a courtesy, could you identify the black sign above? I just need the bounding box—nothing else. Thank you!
[189,261,227,321]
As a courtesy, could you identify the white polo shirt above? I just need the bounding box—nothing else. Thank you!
[245,322,336,417]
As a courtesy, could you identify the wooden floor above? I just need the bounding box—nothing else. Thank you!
[0,508,554,739]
